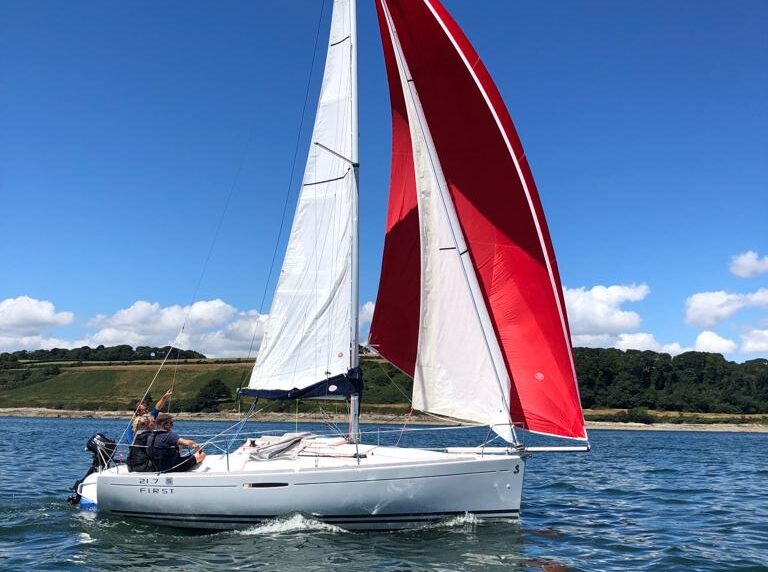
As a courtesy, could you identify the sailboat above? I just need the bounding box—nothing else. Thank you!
[74,0,588,530]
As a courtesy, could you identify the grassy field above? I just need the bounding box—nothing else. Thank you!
[0,363,253,410]
[0,356,412,413]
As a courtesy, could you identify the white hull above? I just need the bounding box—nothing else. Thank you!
[79,435,525,530]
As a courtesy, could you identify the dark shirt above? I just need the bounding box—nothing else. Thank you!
[147,430,183,472]
[151,430,180,450]
[127,430,155,472]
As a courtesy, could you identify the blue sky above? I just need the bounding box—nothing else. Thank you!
[1,0,766,360]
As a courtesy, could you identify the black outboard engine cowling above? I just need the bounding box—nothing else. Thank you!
[86,433,117,469]
[67,433,117,505]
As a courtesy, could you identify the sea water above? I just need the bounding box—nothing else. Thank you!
[0,416,766,571]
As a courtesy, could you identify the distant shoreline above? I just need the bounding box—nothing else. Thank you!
[1,407,767,433]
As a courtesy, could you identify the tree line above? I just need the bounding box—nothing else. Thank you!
[1,345,766,414]
[574,348,768,413]
[0,345,206,363]
[360,349,768,414]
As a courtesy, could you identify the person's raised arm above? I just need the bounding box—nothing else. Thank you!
[154,388,173,412]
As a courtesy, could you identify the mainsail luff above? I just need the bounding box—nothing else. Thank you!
[246,0,359,399]
[371,0,587,440]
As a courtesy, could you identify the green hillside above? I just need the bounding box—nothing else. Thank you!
[1,347,767,419]
[0,357,412,413]
[0,363,253,411]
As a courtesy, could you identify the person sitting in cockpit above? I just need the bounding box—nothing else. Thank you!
[147,414,205,473]
[126,414,156,472]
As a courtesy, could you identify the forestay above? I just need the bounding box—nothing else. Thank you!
[246,0,359,400]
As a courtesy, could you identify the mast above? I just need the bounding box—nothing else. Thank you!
[350,0,360,373]
[349,0,361,443]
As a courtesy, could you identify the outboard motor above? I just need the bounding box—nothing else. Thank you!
[86,433,117,469]
[67,433,117,505]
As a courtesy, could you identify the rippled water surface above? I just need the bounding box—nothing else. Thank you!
[1,417,766,571]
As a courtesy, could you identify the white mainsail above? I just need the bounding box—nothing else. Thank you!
[248,0,358,398]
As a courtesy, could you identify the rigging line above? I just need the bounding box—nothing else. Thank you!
[374,359,412,404]
[241,0,330,386]
[116,344,177,446]
[317,406,345,437]
[168,345,183,411]
[197,404,257,451]
[395,408,414,447]
[175,107,260,346]
[242,0,328,388]
[313,142,357,166]
[110,421,491,453]
[256,0,327,318]
[227,402,257,453]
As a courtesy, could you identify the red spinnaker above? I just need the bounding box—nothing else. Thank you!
[368,1,421,377]
[371,0,586,440]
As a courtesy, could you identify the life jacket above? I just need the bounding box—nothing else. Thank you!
[127,431,156,473]
[146,430,180,473]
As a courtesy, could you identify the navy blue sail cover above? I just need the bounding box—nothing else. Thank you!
[239,368,362,400]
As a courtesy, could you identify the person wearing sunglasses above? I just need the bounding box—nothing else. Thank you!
[146,413,205,472]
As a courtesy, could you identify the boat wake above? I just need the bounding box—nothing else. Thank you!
[417,512,481,531]
[235,513,346,536]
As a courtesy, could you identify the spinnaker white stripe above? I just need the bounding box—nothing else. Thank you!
[421,0,582,410]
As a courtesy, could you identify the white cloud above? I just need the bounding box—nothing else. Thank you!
[571,333,614,348]
[187,311,268,358]
[565,284,649,335]
[83,299,263,357]
[0,296,377,358]
[565,284,686,354]
[614,332,690,355]
[358,301,375,342]
[89,299,235,335]
[359,301,375,326]
[694,331,737,354]
[730,251,768,278]
[0,296,74,336]
[0,334,82,353]
[740,329,768,353]
[660,342,689,356]
[685,288,768,328]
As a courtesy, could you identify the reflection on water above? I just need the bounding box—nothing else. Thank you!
[0,417,766,571]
